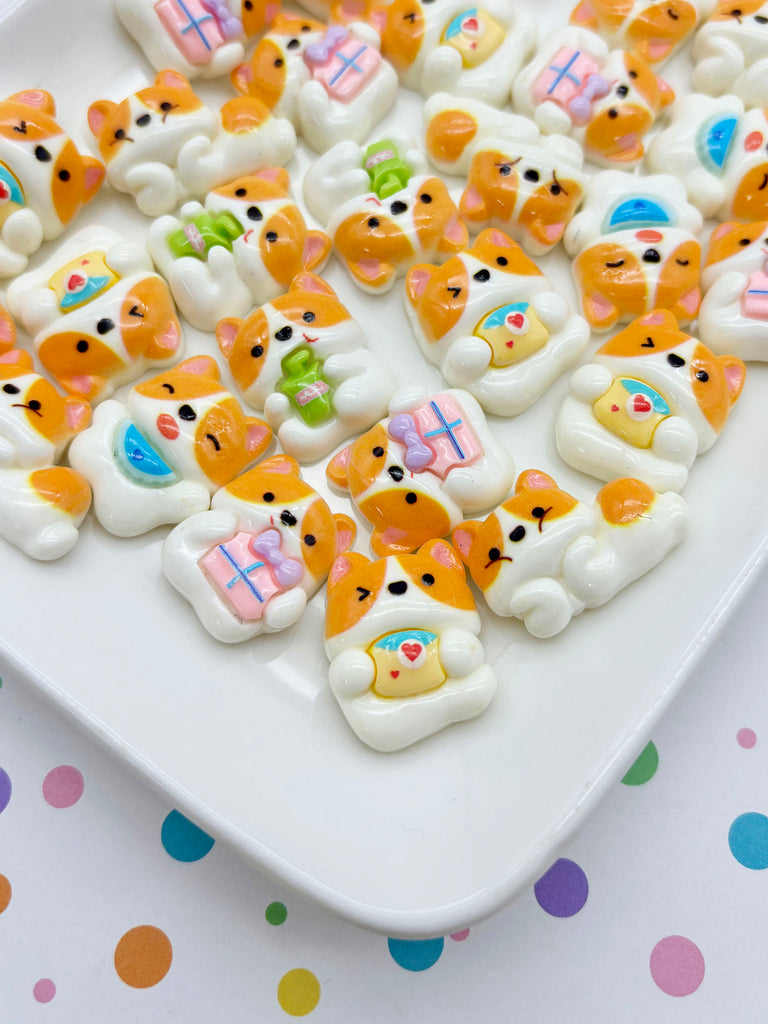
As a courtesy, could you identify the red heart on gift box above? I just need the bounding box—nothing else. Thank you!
[463,16,479,32]
[506,312,526,331]
[401,643,422,662]
[631,394,652,415]
[390,670,399,678]
[67,272,87,292]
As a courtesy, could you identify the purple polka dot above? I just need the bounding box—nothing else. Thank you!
[33,979,56,1003]
[650,936,705,996]
[737,728,757,749]
[534,858,589,918]
[43,766,84,809]
[0,768,11,814]
[450,929,470,942]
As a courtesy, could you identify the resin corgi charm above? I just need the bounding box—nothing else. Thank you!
[563,171,704,332]
[692,1,768,107]
[163,454,356,641]
[646,95,768,221]
[303,134,467,293]
[512,27,674,167]
[0,89,104,278]
[324,539,497,751]
[87,70,296,216]
[6,227,182,404]
[453,469,688,638]
[0,350,91,560]
[699,219,768,361]
[116,0,264,80]
[216,273,397,463]
[68,355,272,537]
[380,0,536,108]
[405,229,589,416]
[570,0,708,66]
[148,168,331,330]
[556,310,746,491]
[326,387,515,555]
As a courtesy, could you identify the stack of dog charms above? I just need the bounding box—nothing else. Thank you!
[563,171,704,332]
[163,454,356,642]
[87,70,296,217]
[404,229,589,416]
[7,227,183,404]
[148,168,331,330]
[699,219,768,361]
[569,0,712,66]
[379,0,536,108]
[512,26,674,166]
[215,273,397,462]
[303,132,467,293]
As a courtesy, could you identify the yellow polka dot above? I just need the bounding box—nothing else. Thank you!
[0,874,11,914]
[277,968,321,1016]
[114,925,173,988]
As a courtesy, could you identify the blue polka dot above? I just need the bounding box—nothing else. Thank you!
[161,810,215,862]
[728,812,768,870]
[388,937,444,971]
[0,768,11,814]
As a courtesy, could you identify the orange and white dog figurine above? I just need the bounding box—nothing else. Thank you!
[0,89,104,277]
[692,0,768,107]
[324,539,497,751]
[163,454,356,642]
[563,171,704,332]
[216,273,396,462]
[453,469,688,638]
[512,27,674,167]
[326,386,515,555]
[556,310,746,492]
[380,0,535,107]
[570,0,709,65]
[87,70,296,216]
[69,355,272,537]
[0,348,92,560]
[7,227,183,404]
[303,133,467,293]
[404,229,589,416]
[148,169,330,330]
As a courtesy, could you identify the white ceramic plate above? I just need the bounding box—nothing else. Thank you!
[1,0,767,938]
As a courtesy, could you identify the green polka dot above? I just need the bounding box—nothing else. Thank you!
[621,741,658,786]
[266,901,287,926]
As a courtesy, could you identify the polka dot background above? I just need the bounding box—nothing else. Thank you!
[2,561,767,1024]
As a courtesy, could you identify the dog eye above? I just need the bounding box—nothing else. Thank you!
[421,573,435,586]
[607,108,619,119]
[695,369,709,382]
[367,217,379,228]
[419,193,432,203]
[162,382,174,393]
[488,547,500,561]
[676,258,689,266]
[76,339,89,352]
[356,586,371,600]
[235,187,247,197]
[266,231,278,242]
[473,269,490,282]
[206,433,220,451]
[509,526,526,542]
[160,101,173,111]
[304,533,316,546]
[405,492,417,504]
[58,169,70,182]
[250,345,264,357]
[496,256,508,266]
[606,259,625,268]
[274,57,284,67]
[498,163,512,177]
[372,445,385,457]
[263,491,275,502]
[739,237,752,246]
[303,311,316,323]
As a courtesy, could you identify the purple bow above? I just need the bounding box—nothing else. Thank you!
[569,73,610,125]
[388,414,433,473]
[251,529,304,586]
[201,0,243,39]
[304,24,348,65]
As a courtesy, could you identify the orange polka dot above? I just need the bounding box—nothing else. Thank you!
[114,925,173,988]
[0,875,11,914]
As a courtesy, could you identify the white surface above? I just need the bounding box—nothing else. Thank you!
[1,0,767,937]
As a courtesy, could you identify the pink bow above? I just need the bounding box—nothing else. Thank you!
[388,414,432,473]
[201,0,243,38]
[569,74,610,125]
[252,529,303,586]
[304,24,348,65]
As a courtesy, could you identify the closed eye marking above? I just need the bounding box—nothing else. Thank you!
[759,173,768,191]
[206,433,220,451]
[162,383,175,393]
[448,286,462,297]
[606,259,625,268]
[129,304,144,318]
[356,586,371,600]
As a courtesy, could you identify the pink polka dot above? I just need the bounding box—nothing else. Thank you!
[450,929,470,942]
[33,979,56,1003]
[42,766,84,808]
[650,936,705,997]
[737,728,757,749]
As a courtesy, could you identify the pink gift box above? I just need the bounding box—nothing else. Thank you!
[199,531,281,621]
[533,47,602,116]
[155,0,224,65]
[412,396,484,480]
[305,29,382,103]
[743,270,768,319]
